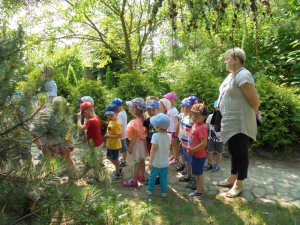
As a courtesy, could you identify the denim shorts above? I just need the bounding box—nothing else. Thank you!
[182,145,192,164]
[119,139,128,153]
[106,148,120,160]
[191,156,206,176]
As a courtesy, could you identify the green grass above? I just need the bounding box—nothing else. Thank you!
[116,192,300,225]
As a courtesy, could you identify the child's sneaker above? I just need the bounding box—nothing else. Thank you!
[120,160,127,167]
[186,179,196,188]
[123,179,138,187]
[146,190,153,196]
[112,168,124,175]
[212,164,220,172]
[188,191,203,199]
[101,164,106,169]
[114,173,121,179]
[203,164,213,171]
[169,158,179,165]
[176,163,186,171]
[137,175,145,182]
[161,193,167,198]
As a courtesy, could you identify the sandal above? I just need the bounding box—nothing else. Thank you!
[217,179,233,187]
[123,179,138,187]
[225,188,243,198]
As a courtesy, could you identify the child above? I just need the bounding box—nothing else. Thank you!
[77,102,105,182]
[104,104,122,179]
[143,98,161,186]
[158,98,171,114]
[187,101,208,199]
[123,98,147,187]
[144,96,158,119]
[78,96,105,169]
[163,92,180,165]
[204,100,223,172]
[146,113,172,197]
[112,98,128,167]
[178,95,199,190]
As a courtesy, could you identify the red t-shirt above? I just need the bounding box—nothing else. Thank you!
[187,122,207,158]
[84,116,104,147]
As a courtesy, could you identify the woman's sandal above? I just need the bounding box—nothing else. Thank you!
[225,188,243,198]
[217,179,233,187]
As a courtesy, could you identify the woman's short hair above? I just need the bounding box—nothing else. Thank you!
[43,66,55,80]
[225,47,246,65]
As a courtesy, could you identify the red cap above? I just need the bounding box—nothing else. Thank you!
[80,102,94,115]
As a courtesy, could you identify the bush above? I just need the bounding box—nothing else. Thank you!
[255,77,300,151]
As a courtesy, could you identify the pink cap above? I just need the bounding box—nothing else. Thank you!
[163,92,177,101]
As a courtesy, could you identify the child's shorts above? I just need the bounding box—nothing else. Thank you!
[182,145,192,164]
[168,132,178,138]
[120,139,128,154]
[106,148,120,160]
[191,156,206,176]
[207,140,223,153]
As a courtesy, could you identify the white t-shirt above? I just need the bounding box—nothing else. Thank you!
[151,132,171,168]
[206,114,222,142]
[219,68,257,143]
[167,107,179,132]
[118,110,127,140]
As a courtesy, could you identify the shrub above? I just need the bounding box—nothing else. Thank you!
[255,77,300,151]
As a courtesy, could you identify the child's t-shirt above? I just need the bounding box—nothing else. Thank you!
[180,115,193,147]
[118,110,127,140]
[106,119,122,150]
[167,107,179,132]
[143,117,157,143]
[188,123,207,158]
[151,132,172,168]
[84,116,104,147]
[126,117,145,145]
[206,114,222,142]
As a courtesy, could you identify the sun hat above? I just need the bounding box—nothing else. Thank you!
[160,98,171,110]
[105,104,118,115]
[77,96,94,105]
[181,95,199,107]
[112,98,124,106]
[150,113,170,130]
[163,92,177,101]
[126,98,147,112]
[147,98,159,109]
[190,101,207,116]
[214,100,218,108]
[80,102,94,115]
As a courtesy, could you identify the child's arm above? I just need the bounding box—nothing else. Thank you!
[128,129,137,154]
[77,113,87,131]
[148,143,157,170]
[174,115,179,136]
[104,133,122,139]
[188,137,207,155]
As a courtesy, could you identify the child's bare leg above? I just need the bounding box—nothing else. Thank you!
[139,159,145,176]
[122,152,127,161]
[171,138,179,159]
[196,174,204,194]
[133,162,140,179]
[107,156,120,174]
[207,152,213,165]
[62,153,75,172]
[216,153,222,165]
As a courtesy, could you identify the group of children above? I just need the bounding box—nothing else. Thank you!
[76,92,223,199]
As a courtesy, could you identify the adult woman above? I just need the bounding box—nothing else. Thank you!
[217,47,260,198]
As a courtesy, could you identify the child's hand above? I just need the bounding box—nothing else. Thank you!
[140,134,146,140]
[128,147,133,154]
[148,161,153,170]
[77,113,82,119]
[104,133,109,139]
[187,147,194,156]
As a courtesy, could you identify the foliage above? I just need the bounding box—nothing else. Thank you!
[105,66,114,90]
[68,79,108,126]
[254,77,300,151]
[67,64,78,87]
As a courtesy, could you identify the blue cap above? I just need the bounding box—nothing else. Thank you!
[214,100,218,108]
[112,98,123,106]
[147,99,159,109]
[105,104,118,115]
[180,95,199,106]
[150,113,170,130]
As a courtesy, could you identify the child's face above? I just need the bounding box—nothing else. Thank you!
[183,106,192,115]
[191,112,206,124]
[147,108,158,117]
[106,112,118,121]
[158,104,166,114]
[129,106,137,116]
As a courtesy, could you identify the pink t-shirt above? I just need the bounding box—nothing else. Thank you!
[187,122,207,158]
[126,117,146,145]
